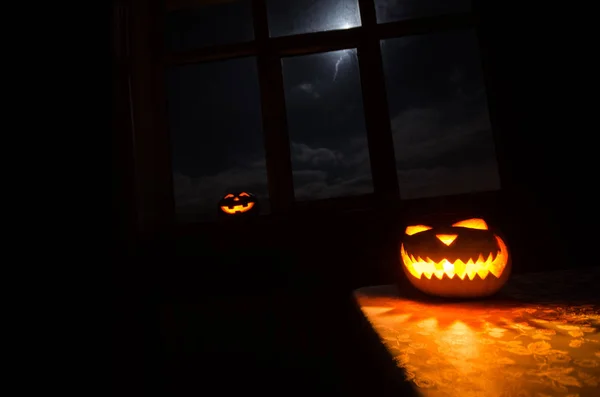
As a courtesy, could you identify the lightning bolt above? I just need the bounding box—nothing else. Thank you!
[333,53,345,81]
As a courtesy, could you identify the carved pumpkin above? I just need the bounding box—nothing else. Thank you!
[218,191,259,217]
[400,218,510,298]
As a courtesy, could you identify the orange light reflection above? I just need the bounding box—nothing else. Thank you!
[356,290,600,397]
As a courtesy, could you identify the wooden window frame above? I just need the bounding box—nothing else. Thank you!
[119,0,508,234]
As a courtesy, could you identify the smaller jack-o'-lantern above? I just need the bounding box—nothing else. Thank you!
[400,218,511,298]
[218,192,259,217]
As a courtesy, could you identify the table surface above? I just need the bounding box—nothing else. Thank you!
[354,267,600,397]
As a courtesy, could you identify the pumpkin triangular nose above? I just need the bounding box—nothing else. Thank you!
[436,234,457,246]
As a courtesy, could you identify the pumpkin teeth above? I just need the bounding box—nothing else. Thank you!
[220,201,255,214]
[400,236,508,281]
[228,203,249,209]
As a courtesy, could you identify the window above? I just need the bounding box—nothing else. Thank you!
[162,0,500,221]
[167,58,269,221]
[382,30,500,199]
[374,0,471,23]
[267,0,361,37]
[165,0,254,51]
[282,49,372,200]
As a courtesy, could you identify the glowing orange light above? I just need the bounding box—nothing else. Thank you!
[401,235,508,280]
[405,225,432,236]
[436,234,457,246]
[220,202,254,214]
[452,218,488,230]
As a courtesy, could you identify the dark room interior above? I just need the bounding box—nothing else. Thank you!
[112,1,597,396]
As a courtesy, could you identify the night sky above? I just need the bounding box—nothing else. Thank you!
[166,0,499,219]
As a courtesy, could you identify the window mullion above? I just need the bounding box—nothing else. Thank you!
[252,0,295,213]
[357,0,399,201]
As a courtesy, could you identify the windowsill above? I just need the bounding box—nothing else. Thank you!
[173,189,504,237]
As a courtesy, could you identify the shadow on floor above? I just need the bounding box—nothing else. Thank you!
[157,293,418,397]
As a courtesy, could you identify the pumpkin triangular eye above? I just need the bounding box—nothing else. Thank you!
[224,194,234,199]
[239,192,250,197]
[452,218,488,230]
[405,225,432,236]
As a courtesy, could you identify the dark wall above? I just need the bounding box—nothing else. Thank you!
[477,2,594,268]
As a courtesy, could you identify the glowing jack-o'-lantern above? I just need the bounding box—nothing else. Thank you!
[218,192,259,217]
[400,218,511,298]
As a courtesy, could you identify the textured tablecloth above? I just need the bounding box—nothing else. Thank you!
[354,267,600,397]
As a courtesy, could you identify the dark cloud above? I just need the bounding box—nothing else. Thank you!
[290,140,373,200]
[294,83,321,99]
[173,92,499,214]
[173,160,270,220]
[391,94,496,169]
[375,0,471,23]
[291,142,343,166]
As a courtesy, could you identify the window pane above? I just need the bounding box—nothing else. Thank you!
[167,58,269,221]
[375,0,471,23]
[381,30,500,200]
[166,0,254,51]
[282,49,373,200]
[267,0,361,37]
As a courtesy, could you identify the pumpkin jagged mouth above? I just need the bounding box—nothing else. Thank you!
[220,202,254,214]
[401,236,508,280]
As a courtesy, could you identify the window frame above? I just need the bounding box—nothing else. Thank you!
[121,0,508,232]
